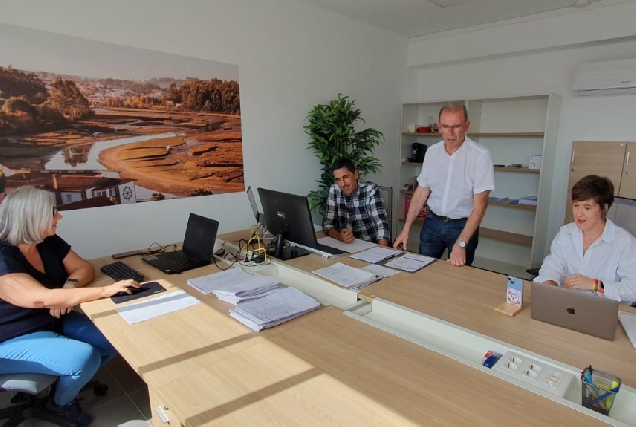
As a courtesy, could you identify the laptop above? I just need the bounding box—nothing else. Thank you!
[531,282,619,340]
[142,213,219,274]
[247,185,265,226]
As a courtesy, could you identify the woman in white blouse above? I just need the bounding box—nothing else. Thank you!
[535,175,636,303]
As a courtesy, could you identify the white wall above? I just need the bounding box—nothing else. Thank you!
[414,38,636,256]
[0,0,412,257]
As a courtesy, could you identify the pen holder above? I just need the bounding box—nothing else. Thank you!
[581,368,621,416]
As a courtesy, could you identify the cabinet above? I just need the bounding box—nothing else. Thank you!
[565,141,636,223]
[398,95,561,276]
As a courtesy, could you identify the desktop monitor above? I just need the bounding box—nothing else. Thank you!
[257,188,317,249]
[246,185,265,226]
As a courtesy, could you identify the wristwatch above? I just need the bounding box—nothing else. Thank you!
[64,279,79,288]
[457,240,466,248]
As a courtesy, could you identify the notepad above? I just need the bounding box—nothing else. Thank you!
[385,253,435,273]
[618,311,636,349]
[350,247,400,263]
[312,262,381,289]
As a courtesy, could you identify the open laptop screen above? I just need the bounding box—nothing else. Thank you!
[182,213,219,261]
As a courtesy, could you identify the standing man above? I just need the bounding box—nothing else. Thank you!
[393,103,494,266]
[323,158,390,247]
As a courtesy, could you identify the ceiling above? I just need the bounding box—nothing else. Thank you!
[298,0,601,38]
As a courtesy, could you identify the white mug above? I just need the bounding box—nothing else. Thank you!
[407,124,415,133]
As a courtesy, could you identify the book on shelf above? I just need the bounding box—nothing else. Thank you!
[518,196,538,206]
[489,196,509,203]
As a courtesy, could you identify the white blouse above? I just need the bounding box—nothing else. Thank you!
[534,220,636,303]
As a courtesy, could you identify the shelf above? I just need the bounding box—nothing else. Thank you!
[400,190,415,195]
[402,132,544,138]
[494,166,540,174]
[480,227,533,247]
[489,201,537,211]
[402,161,423,166]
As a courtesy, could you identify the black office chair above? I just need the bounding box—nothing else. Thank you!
[0,369,109,427]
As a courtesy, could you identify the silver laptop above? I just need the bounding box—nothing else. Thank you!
[531,282,619,340]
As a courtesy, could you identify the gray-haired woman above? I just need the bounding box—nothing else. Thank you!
[0,186,140,426]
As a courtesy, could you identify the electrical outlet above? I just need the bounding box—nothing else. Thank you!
[493,351,574,397]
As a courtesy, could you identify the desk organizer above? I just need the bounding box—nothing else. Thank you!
[582,367,621,416]
[492,351,575,398]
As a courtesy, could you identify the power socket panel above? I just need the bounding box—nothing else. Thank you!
[492,351,575,398]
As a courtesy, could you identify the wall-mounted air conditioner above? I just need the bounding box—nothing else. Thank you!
[573,58,636,97]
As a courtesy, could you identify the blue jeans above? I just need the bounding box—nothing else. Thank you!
[419,213,479,266]
[0,311,117,405]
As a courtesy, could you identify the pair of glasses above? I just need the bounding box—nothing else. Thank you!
[52,207,59,216]
[439,123,466,131]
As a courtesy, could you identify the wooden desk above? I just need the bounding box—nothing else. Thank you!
[82,243,616,426]
[155,308,600,426]
[359,260,636,388]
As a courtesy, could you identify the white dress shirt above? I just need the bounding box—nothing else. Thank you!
[417,137,494,219]
[534,220,636,303]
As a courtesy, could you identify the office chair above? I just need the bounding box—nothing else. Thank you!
[378,186,393,242]
[0,370,109,427]
[0,372,60,427]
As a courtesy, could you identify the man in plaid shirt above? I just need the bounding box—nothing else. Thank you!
[322,158,390,247]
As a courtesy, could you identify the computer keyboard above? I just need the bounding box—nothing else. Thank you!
[314,243,347,255]
[101,261,144,282]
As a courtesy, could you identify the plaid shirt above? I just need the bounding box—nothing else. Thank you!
[322,181,390,243]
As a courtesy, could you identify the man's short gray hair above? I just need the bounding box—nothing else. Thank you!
[0,186,56,245]
[438,103,468,122]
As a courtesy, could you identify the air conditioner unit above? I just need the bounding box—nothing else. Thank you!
[573,58,636,97]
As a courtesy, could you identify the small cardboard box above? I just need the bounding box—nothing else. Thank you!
[404,195,429,219]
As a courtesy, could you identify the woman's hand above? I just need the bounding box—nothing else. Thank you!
[564,274,594,291]
[101,279,141,298]
[49,307,71,318]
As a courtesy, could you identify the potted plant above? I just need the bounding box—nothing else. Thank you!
[304,93,383,213]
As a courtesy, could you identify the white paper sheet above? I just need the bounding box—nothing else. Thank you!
[187,268,253,294]
[116,290,199,325]
[361,264,400,278]
[316,236,377,254]
[312,262,380,288]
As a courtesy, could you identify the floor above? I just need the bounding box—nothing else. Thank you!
[0,355,152,427]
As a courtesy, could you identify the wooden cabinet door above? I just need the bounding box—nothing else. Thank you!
[565,142,625,218]
[618,142,636,199]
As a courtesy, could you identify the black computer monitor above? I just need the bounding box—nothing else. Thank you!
[257,188,317,250]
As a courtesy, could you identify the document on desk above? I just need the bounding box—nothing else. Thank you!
[385,253,435,273]
[361,264,400,278]
[212,275,280,305]
[186,268,253,294]
[350,247,400,263]
[116,290,200,325]
[618,311,636,349]
[316,236,377,253]
[312,262,381,289]
[229,287,320,331]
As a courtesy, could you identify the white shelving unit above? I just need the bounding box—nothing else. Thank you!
[397,95,561,275]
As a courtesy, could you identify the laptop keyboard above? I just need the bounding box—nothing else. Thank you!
[101,261,144,282]
[160,251,202,268]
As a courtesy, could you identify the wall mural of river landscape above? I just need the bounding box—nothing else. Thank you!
[0,24,242,210]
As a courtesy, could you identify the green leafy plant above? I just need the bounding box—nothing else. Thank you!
[304,93,383,213]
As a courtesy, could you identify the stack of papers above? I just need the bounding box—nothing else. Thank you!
[316,236,377,253]
[350,247,400,263]
[312,262,382,289]
[618,311,636,349]
[187,268,253,295]
[230,287,320,331]
[385,253,436,273]
[212,276,279,304]
[116,290,200,325]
